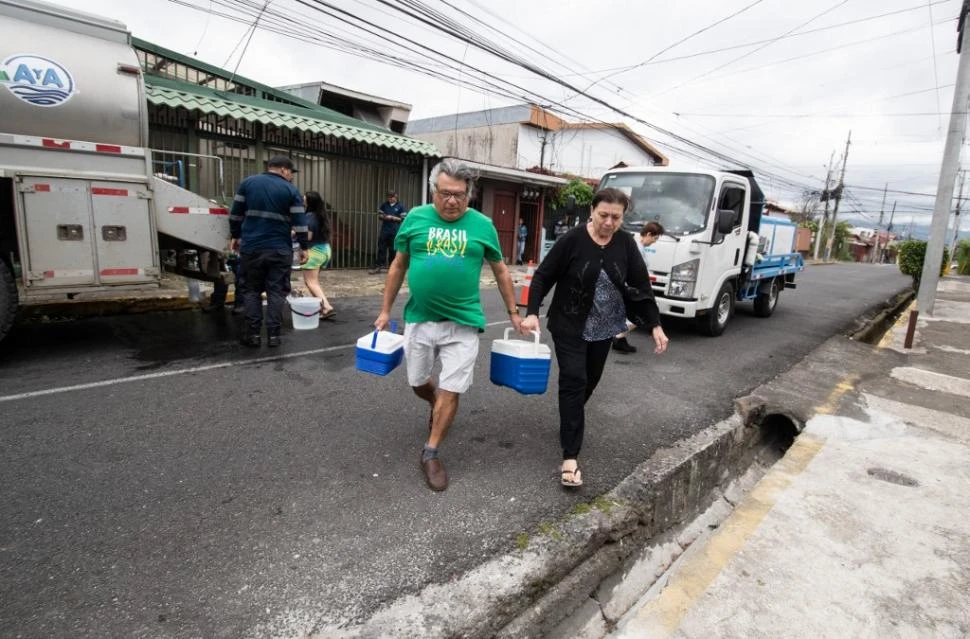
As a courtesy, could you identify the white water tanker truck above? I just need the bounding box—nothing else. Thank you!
[0,0,230,343]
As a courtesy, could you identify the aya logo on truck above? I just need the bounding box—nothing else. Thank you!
[0,54,76,107]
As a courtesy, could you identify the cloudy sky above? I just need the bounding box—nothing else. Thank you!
[47,0,970,234]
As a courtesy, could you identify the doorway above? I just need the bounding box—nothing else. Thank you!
[492,190,517,263]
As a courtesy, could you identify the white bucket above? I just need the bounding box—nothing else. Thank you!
[289,297,321,329]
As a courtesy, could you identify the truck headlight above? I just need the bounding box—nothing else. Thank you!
[668,258,698,299]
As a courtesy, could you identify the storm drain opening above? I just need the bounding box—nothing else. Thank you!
[755,412,799,465]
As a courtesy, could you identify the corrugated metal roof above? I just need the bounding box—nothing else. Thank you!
[144,75,438,157]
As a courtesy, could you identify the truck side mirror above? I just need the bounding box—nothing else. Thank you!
[716,209,737,234]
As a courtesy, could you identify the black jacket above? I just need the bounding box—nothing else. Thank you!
[526,225,661,337]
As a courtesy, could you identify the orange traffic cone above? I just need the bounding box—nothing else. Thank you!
[518,260,535,306]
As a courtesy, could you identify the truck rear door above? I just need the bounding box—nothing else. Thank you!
[18,177,157,288]
[20,177,95,287]
[89,180,157,284]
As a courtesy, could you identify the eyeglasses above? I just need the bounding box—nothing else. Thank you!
[436,190,468,202]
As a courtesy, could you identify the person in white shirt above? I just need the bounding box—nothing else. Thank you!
[612,220,665,354]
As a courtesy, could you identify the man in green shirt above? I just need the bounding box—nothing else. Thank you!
[375,158,525,492]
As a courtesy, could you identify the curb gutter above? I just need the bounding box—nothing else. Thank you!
[848,288,914,343]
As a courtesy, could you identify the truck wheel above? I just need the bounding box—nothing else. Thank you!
[0,260,18,343]
[753,278,781,317]
[698,281,734,336]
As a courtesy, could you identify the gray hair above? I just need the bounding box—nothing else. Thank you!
[429,158,477,200]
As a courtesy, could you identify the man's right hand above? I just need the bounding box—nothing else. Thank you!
[230,238,240,252]
[374,310,391,332]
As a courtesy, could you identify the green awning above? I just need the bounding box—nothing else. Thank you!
[144,76,438,157]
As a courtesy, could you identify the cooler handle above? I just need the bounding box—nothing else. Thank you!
[372,321,400,348]
[502,327,542,356]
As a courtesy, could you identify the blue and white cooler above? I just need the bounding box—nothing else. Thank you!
[356,329,405,376]
[489,328,551,395]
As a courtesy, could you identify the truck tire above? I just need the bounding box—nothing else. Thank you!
[698,281,734,336]
[0,260,17,343]
[753,277,781,318]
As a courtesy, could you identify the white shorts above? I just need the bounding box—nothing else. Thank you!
[403,321,480,393]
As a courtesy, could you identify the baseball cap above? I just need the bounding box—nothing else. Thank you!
[267,155,298,173]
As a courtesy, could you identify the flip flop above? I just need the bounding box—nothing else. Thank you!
[561,467,583,487]
[320,309,336,320]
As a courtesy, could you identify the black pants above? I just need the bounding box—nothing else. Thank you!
[210,270,245,307]
[374,231,396,268]
[239,249,292,336]
[552,331,613,460]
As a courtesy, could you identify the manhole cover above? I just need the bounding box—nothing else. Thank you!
[867,467,919,487]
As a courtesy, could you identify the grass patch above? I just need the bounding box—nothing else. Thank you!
[515,533,529,550]
[538,521,562,541]
[592,495,615,514]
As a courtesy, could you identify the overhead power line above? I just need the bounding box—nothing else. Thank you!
[165,0,962,205]
[655,0,851,97]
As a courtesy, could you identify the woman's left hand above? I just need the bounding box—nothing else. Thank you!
[651,326,669,354]
[520,314,540,336]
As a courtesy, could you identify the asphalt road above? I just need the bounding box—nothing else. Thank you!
[0,263,911,638]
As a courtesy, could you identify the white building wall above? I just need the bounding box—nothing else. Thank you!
[409,123,519,166]
[517,125,658,179]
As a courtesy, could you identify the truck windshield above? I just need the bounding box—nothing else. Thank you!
[599,173,716,236]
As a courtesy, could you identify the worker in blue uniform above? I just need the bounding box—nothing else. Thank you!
[229,155,308,348]
[368,189,407,274]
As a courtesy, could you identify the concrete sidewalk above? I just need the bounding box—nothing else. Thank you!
[611,276,970,638]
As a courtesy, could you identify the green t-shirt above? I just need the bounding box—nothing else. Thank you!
[394,204,504,329]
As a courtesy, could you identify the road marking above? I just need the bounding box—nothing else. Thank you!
[0,345,353,404]
[890,366,970,397]
[0,319,516,404]
[864,392,970,444]
[813,373,859,415]
[617,434,825,638]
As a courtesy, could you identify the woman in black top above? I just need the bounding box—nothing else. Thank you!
[521,188,669,487]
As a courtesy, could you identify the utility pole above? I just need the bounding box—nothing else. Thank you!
[949,169,966,257]
[885,200,897,263]
[908,7,970,348]
[872,183,888,263]
[824,131,852,262]
[814,150,835,261]
[878,183,888,226]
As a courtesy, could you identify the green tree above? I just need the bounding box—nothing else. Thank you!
[550,178,594,210]
[834,221,853,261]
[897,240,950,288]
[811,220,852,261]
[955,239,970,275]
